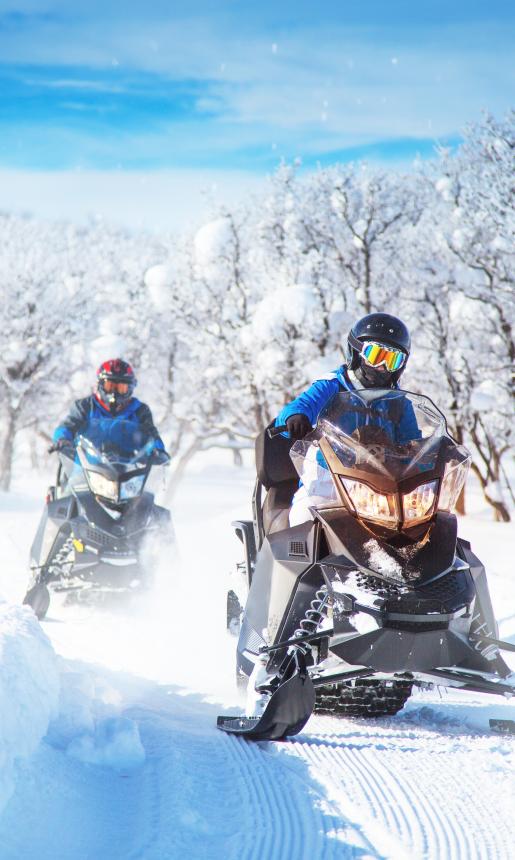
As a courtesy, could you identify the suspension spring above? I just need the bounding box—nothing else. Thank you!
[35,536,75,583]
[293,586,331,643]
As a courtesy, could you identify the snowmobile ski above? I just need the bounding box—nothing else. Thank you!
[217,664,316,741]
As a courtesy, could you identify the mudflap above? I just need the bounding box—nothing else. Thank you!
[217,653,316,741]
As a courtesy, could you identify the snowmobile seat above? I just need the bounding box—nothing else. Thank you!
[255,424,298,534]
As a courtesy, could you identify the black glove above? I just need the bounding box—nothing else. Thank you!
[285,413,312,441]
[48,439,74,455]
[151,449,171,465]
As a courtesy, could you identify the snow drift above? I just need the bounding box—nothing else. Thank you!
[0,603,60,813]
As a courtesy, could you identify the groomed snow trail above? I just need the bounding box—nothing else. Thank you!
[0,462,514,859]
[286,707,515,860]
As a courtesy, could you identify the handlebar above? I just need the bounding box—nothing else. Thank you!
[150,449,171,465]
[48,442,170,465]
[267,425,288,439]
[48,443,74,456]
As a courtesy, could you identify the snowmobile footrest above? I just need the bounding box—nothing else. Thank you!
[217,670,316,741]
[217,716,264,732]
[489,719,515,735]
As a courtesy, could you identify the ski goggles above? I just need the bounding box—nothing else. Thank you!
[102,380,130,394]
[360,341,406,372]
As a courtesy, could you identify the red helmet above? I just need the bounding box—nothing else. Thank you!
[96,359,136,413]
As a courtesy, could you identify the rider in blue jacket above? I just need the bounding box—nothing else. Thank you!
[277,312,415,437]
[53,359,167,456]
[276,312,417,523]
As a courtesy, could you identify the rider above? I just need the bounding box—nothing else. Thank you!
[275,312,416,525]
[52,358,167,458]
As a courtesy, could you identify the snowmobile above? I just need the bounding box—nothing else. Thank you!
[23,418,172,620]
[219,389,515,741]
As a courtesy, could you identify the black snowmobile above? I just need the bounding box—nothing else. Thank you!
[219,389,514,741]
[23,418,172,619]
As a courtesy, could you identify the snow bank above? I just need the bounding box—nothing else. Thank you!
[0,603,60,813]
[47,668,146,776]
[0,598,144,818]
[67,716,145,774]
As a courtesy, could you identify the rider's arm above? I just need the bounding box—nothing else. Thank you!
[52,398,90,445]
[397,400,423,443]
[135,404,166,451]
[275,378,341,431]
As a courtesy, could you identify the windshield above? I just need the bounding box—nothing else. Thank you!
[77,418,155,470]
[290,390,470,512]
[58,418,158,498]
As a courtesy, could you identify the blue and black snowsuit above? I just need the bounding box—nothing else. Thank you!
[276,365,419,443]
[53,395,165,451]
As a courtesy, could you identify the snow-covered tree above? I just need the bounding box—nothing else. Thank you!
[0,112,512,521]
[428,114,514,519]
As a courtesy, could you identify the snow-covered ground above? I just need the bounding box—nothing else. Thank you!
[0,456,513,860]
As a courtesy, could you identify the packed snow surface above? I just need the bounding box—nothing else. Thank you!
[0,459,513,859]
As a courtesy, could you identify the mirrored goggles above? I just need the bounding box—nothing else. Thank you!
[102,380,130,394]
[361,341,406,372]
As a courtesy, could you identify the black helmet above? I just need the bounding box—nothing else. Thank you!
[346,313,410,388]
[96,358,137,413]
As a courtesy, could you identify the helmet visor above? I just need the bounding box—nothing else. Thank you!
[102,380,130,394]
[361,341,406,372]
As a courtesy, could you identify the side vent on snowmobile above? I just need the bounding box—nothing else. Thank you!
[288,540,308,558]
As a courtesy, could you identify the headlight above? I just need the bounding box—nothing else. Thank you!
[87,471,118,501]
[402,480,438,525]
[341,478,398,527]
[120,475,145,500]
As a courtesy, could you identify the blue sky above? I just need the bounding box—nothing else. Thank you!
[0,0,513,227]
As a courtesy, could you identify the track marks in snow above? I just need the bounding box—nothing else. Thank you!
[284,711,515,860]
[124,697,374,860]
[222,734,374,860]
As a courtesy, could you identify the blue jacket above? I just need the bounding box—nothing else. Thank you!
[276,365,420,444]
[53,395,165,450]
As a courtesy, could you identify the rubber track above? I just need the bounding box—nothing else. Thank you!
[315,680,413,717]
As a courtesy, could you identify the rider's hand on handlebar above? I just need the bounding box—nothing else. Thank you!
[285,413,312,441]
[151,449,171,465]
[48,439,74,455]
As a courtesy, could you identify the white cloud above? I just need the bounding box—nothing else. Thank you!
[0,5,513,167]
[0,168,267,232]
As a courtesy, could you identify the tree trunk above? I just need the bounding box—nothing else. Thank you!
[0,409,16,491]
[164,436,203,503]
[30,436,39,470]
[471,462,511,522]
[232,448,243,467]
[484,493,511,523]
